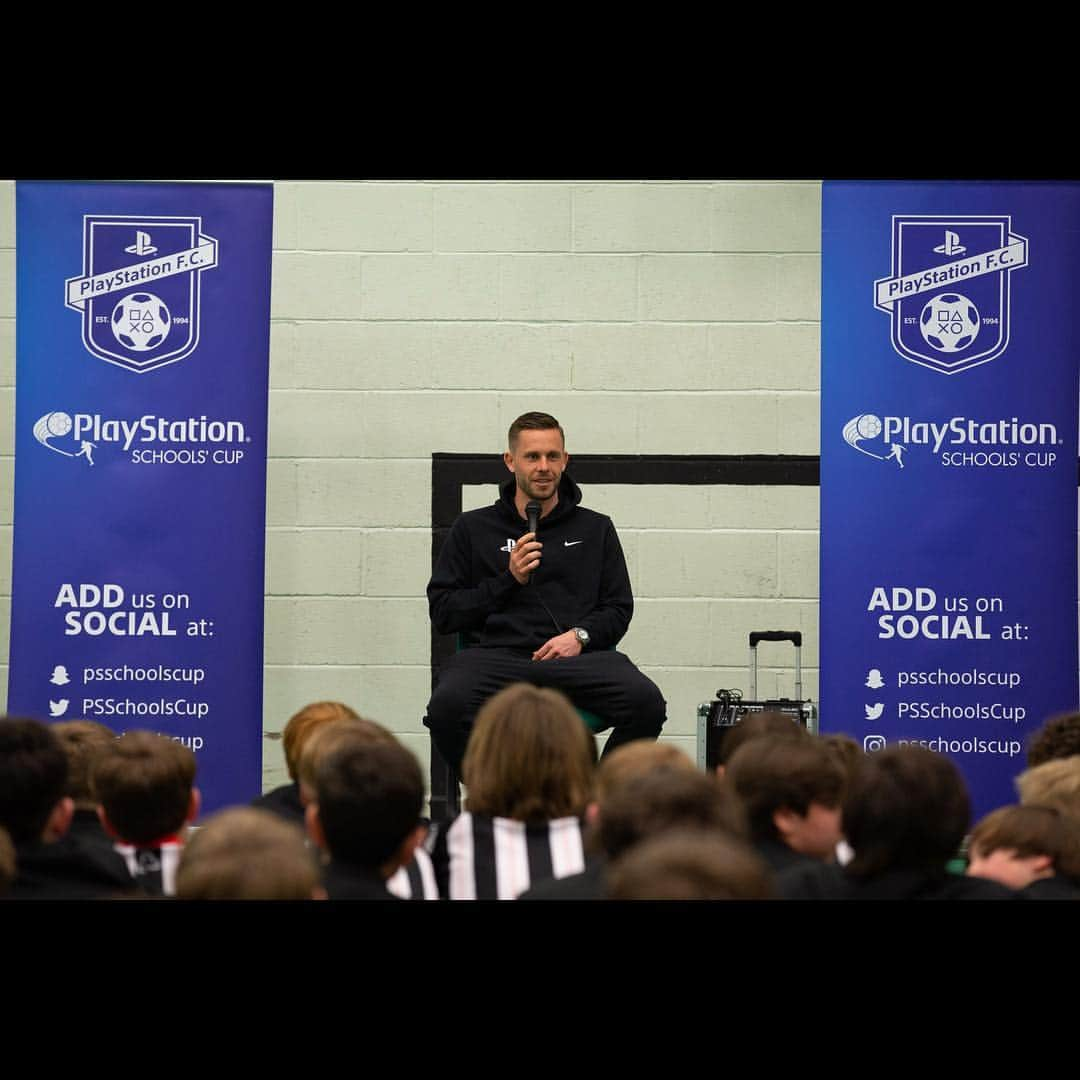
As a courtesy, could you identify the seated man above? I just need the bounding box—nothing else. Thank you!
[425,411,666,772]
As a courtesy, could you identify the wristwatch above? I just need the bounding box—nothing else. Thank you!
[572,626,590,649]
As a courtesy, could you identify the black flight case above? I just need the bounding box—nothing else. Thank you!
[697,630,818,770]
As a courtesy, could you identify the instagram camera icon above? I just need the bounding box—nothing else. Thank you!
[863,735,887,752]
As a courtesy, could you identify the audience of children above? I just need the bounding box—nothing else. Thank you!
[2,702,1078,901]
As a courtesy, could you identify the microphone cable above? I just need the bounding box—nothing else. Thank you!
[524,499,566,637]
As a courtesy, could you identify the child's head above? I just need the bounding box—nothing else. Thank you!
[52,719,116,811]
[176,808,322,900]
[0,718,71,845]
[1026,711,1080,767]
[297,717,397,806]
[967,804,1080,889]
[308,740,425,875]
[842,746,971,878]
[462,683,595,823]
[282,701,360,782]
[725,735,846,859]
[1016,755,1080,820]
[92,730,198,845]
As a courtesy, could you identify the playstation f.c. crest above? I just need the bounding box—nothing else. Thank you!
[873,215,1028,375]
[64,216,219,374]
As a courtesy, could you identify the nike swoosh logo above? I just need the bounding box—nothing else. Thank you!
[564,540,583,547]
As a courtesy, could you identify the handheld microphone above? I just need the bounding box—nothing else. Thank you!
[525,501,541,585]
[526,501,541,537]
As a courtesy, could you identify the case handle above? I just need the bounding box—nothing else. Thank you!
[749,630,802,649]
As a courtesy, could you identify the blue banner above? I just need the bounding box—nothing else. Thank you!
[10,181,273,814]
[821,181,1080,818]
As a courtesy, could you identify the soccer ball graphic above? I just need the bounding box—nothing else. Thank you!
[919,293,980,353]
[43,411,72,437]
[854,414,881,439]
[842,413,882,451]
[33,410,73,449]
[111,292,171,352]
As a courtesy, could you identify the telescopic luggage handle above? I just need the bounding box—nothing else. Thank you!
[749,631,802,648]
[748,630,802,701]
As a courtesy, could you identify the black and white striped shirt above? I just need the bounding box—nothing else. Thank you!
[431,813,586,900]
[386,847,439,900]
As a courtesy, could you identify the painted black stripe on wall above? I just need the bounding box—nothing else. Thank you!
[429,453,821,688]
[431,453,821,528]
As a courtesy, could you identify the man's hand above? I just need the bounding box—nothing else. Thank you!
[533,630,582,661]
[509,531,542,585]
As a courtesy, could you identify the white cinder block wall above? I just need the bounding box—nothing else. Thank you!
[0,180,823,798]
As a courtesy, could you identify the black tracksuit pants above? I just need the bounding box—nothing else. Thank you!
[425,647,667,773]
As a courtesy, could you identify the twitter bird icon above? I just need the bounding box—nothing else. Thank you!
[49,699,70,717]
[864,703,884,721]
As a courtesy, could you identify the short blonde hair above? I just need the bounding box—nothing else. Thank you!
[593,740,695,805]
[462,683,594,822]
[1016,755,1080,819]
[607,828,772,900]
[176,808,320,900]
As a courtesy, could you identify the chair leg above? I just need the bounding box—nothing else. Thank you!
[428,728,461,824]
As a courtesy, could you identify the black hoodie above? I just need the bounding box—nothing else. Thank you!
[428,473,633,652]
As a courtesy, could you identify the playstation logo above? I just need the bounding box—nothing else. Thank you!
[33,411,96,465]
[843,414,906,468]
[124,230,158,256]
[875,215,1027,375]
[933,229,966,257]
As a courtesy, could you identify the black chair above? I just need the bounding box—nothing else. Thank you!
[426,635,607,825]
